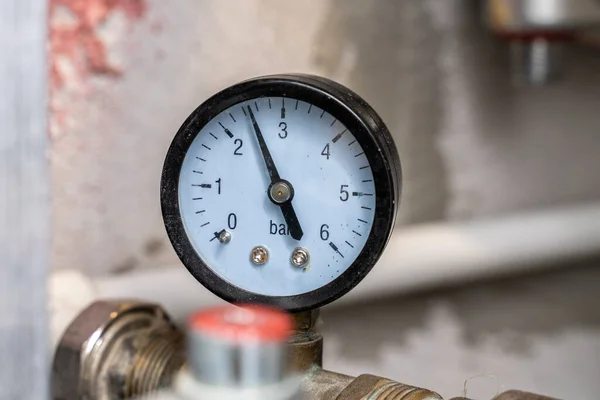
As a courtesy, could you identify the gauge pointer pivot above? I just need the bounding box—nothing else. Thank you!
[247,105,304,240]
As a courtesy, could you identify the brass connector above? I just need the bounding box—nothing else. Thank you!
[337,375,442,400]
[52,301,562,400]
[52,300,185,400]
[302,370,442,400]
[289,309,323,372]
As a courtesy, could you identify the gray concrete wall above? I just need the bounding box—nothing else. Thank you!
[50,0,600,275]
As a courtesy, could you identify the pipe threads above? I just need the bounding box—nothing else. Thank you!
[372,381,442,400]
[125,329,185,397]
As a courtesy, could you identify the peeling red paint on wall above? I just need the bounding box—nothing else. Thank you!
[49,0,148,138]
[49,0,147,90]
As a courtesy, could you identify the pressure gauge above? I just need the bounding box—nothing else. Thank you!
[161,74,401,311]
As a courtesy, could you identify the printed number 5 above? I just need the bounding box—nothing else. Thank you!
[340,185,349,201]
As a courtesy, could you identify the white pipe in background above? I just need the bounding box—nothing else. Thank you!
[50,202,600,346]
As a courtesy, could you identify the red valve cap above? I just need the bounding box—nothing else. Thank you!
[188,303,292,343]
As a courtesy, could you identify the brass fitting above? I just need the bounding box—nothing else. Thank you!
[289,309,323,371]
[289,311,441,400]
[302,370,442,400]
[449,391,558,400]
[52,300,185,400]
[494,391,559,400]
[51,301,562,400]
[335,374,442,400]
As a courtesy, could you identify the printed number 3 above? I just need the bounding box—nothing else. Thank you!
[279,122,288,139]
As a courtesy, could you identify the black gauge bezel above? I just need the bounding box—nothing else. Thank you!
[161,74,401,312]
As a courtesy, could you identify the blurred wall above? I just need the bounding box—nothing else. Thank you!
[50,0,600,275]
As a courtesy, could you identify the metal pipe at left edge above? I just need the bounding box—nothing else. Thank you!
[0,0,50,399]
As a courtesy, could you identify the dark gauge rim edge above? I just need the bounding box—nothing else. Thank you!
[160,73,402,312]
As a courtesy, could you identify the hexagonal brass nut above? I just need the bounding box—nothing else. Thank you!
[51,300,172,400]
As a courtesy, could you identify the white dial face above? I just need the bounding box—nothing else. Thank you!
[178,97,375,296]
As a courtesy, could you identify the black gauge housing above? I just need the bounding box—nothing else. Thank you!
[161,74,401,312]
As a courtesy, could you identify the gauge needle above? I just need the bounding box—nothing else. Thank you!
[247,105,304,240]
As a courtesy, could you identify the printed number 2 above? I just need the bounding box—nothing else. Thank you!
[233,139,243,155]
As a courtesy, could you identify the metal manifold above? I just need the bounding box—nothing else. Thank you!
[52,300,558,400]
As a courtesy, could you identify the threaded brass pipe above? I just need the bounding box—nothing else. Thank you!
[125,329,186,397]
[333,375,442,400]
[370,381,441,400]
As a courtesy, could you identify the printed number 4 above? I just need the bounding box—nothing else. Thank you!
[321,143,330,159]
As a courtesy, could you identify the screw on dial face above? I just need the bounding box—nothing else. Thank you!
[291,247,310,268]
[161,74,401,311]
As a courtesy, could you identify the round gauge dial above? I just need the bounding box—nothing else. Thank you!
[161,74,401,311]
